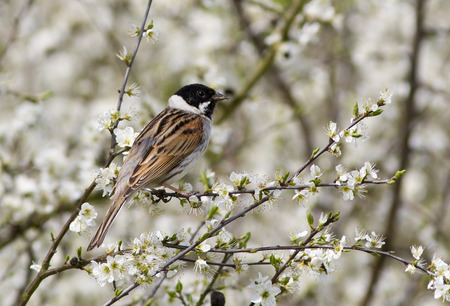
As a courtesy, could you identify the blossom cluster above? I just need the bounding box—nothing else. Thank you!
[90,231,178,286]
[69,203,97,234]
[426,254,450,302]
[94,163,120,197]
[96,108,138,132]
[354,228,385,249]
[326,89,393,155]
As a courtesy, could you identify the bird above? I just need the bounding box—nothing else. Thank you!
[87,83,228,251]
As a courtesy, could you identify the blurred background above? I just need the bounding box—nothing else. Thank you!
[0,0,449,305]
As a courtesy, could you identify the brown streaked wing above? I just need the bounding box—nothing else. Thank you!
[123,113,204,198]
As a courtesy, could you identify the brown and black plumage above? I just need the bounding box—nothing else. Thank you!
[87,84,227,251]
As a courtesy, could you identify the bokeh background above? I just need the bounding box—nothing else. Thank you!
[1,0,449,305]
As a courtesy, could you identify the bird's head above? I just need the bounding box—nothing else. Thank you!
[168,83,228,119]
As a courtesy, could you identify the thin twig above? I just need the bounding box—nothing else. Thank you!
[141,272,167,305]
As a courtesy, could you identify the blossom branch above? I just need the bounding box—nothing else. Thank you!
[110,0,154,150]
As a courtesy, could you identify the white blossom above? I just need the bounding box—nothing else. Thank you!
[248,273,281,306]
[114,126,139,148]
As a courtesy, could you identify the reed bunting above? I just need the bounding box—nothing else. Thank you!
[87,83,227,251]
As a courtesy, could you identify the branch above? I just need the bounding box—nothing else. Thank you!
[217,0,306,124]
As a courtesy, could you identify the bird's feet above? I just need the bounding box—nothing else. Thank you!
[162,184,198,198]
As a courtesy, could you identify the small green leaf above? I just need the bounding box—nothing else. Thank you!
[175,280,183,293]
[394,169,406,180]
[167,291,177,298]
[370,109,383,117]
[77,247,82,258]
[200,232,210,242]
[351,133,363,138]
[224,210,232,219]
[311,147,320,159]
[306,210,314,228]
[239,232,251,248]
[353,101,359,117]
[332,211,340,222]
[206,205,219,220]
[269,254,281,268]
[115,289,123,297]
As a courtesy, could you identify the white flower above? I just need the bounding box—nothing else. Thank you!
[248,173,270,196]
[329,143,341,157]
[30,263,41,273]
[361,162,378,179]
[70,202,97,234]
[327,121,340,142]
[428,276,450,302]
[310,164,322,178]
[289,229,308,242]
[354,228,367,242]
[232,253,249,273]
[248,273,281,306]
[91,259,114,287]
[116,46,131,63]
[229,172,250,189]
[334,236,347,258]
[212,182,235,210]
[292,188,310,204]
[317,212,327,225]
[197,243,212,253]
[405,264,417,274]
[364,231,385,249]
[411,245,424,260]
[79,202,97,222]
[340,184,354,201]
[431,256,450,279]
[114,126,138,148]
[194,258,209,274]
[95,163,120,196]
[125,83,141,97]
[379,89,393,105]
[143,22,158,43]
[217,229,234,245]
[97,111,114,131]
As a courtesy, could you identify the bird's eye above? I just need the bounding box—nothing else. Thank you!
[197,90,205,97]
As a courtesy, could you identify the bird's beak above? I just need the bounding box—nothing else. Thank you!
[212,92,229,103]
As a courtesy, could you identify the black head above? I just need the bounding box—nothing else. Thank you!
[170,83,227,119]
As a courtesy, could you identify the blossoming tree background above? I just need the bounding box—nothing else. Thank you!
[1,0,449,305]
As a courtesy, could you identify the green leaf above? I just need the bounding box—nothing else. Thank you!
[77,247,82,258]
[394,169,406,180]
[269,254,281,268]
[311,147,320,159]
[167,291,177,298]
[332,211,340,222]
[353,101,359,117]
[206,205,219,220]
[306,210,314,228]
[115,289,123,297]
[239,232,251,248]
[175,280,183,293]
[369,109,383,117]
[200,232,210,242]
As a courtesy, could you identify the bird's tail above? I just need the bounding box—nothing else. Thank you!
[87,196,126,251]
